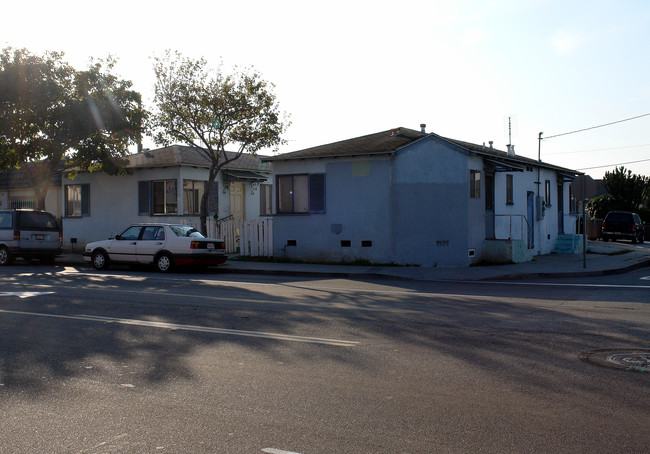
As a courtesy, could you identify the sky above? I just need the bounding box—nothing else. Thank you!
[3,0,650,179]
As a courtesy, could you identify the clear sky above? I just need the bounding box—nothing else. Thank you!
[3,0,650,178]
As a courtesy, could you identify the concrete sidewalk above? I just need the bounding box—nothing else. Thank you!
[57,240,650,281]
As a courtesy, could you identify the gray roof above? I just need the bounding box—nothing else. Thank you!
[128,145,271,174]
[263,128,426,161]
[263,127,580,176]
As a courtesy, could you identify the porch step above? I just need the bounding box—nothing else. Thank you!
[552,234,583,254]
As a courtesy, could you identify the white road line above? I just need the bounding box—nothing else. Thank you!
[468,281,650,289]
[262,449,303,454]
[0,291,55,298]
[0,309,358,347]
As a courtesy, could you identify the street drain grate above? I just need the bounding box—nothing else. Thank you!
[580,349,650,372]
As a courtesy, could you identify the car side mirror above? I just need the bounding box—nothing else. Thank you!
[114,235,121,240]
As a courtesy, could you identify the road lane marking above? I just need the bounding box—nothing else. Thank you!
[0,309,359,347]
[470,281,650,289]
[0,291,55,299]
[262,449,303,454]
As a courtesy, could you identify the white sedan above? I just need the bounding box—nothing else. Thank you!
[84,224,227,272]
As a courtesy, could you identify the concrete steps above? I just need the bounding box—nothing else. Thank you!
[552,234,584,254]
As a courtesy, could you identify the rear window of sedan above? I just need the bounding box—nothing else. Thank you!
[606,213,633,223]
[170,225,205,238]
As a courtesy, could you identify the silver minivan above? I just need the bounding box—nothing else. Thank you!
[0,209,62,265]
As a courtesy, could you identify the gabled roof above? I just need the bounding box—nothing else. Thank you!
[127,145,271,174]
[263,128,427,161]
[435,134,580,176]
[263,127,581,177]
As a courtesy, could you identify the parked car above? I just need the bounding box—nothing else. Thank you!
[0,209,62,265]
[601,211,645,244]
[83,223,227,272]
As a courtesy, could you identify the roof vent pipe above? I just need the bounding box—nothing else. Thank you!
[489,141,494,150]
[507,144,515,156]
[420,123,426,133]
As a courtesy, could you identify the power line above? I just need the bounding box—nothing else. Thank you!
[576,157,650,171]
[542,112,650,140]
[545,143,650,156]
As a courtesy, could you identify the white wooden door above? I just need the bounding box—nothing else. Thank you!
[229,182,246,223]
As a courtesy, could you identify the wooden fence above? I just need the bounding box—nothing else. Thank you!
[181,216,273,257]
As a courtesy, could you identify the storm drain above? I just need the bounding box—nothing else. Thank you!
[580,349,650,372]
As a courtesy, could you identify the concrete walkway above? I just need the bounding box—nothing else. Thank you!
[57,240,650,281]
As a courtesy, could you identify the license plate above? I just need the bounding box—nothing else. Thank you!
[34,234,45,240]
[207,243,214,249]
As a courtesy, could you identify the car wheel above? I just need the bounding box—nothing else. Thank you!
[155,252,173,273]
[0,246,14,266]
[91,250,110,270]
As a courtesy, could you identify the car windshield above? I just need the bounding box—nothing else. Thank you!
[170,225,205,238]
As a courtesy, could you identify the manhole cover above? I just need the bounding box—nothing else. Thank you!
[580,349,650,372]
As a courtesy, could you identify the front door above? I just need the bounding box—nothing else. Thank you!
[557,182,564,234]
[485,172,495,239]
[230,182,246,224]
[527,191,535,249]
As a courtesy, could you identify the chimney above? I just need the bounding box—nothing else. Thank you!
[507,144,515,156]
[391,128,400,136]
[420,123,426,133]
[489,141,494,150]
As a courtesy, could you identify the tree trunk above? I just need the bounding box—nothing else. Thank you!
[200,165,220,236]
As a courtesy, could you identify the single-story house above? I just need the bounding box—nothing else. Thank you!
[263,126,582,267]
[60,145,272,251]
[0,166,62,216]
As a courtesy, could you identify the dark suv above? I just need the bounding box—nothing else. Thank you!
[0,209,62,265]
[602,211,645,244]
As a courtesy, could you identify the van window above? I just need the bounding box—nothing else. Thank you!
[0,213,13,229]
[18,212,59,230]
[0,213,12,229]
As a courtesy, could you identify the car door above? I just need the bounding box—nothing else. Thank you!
[136,226,165,264]
[109,226,142,263]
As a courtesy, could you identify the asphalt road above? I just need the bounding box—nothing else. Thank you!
[1,263,649,453]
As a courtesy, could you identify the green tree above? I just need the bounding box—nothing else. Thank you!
[150,50,289,234]
[0,47,145,209]
[602,166,649,211]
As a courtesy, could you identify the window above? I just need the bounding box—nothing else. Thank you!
[545,180,551,207]
[506,174,514,205]
[139,180,179,215]
[277,174,325,214]
[183,180,205,215]
[470,170,480,198]
[65,184,90,217]
[260,184,272,216]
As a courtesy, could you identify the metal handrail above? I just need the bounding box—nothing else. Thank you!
[485,214,531,241]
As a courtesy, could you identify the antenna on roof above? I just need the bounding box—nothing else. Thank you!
[508,116,512,145]
[504,115,517,143]
[504,115,517,156]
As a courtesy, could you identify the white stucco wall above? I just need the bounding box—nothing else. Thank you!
[492,165,577,256]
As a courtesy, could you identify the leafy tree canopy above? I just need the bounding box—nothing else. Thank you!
[150,50,290,233]
[0,47,145,209]
[587,166,650,221]
[603,166,649,210]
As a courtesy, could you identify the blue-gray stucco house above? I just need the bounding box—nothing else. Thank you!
[263,126,581,267]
